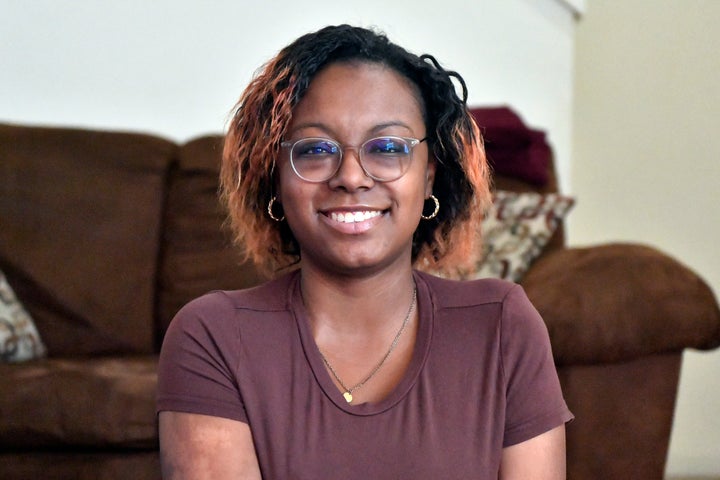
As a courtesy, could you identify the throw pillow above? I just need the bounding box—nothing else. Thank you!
[0,269,47,362]
[467,190,575,282]
[469,106,551,186]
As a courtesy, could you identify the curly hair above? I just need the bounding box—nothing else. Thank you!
[221,24,491,277]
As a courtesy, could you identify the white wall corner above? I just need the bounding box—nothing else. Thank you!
[556,0,586,19]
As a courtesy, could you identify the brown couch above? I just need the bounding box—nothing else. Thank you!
[1,120,718,479]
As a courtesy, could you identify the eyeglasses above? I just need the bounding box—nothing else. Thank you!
[280,136,427,183]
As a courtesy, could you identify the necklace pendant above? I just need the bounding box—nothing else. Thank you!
[343,391,353,403]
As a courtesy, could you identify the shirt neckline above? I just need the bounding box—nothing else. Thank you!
[289,270,434,416]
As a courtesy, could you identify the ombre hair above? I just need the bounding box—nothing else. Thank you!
[221,24,491,277]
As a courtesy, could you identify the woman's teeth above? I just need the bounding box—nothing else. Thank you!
[330,211,382,223]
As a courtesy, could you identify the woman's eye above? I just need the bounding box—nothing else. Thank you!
[297,141,337,156]
[366,138,409,155]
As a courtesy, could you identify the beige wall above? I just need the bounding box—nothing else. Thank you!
[571,1,720,476]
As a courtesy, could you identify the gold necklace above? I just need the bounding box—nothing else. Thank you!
[318,286,417,404]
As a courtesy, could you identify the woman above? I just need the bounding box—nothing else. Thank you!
[157,25,572,479]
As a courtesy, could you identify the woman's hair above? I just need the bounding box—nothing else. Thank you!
[221,24,491,277]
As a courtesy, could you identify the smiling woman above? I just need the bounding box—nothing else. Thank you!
[157,24,573,479]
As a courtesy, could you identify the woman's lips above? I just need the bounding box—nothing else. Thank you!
[320,208,388,234]
[329,210,382,223]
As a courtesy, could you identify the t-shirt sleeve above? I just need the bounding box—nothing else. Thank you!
[500,284,573,447]
[156,291,248,423]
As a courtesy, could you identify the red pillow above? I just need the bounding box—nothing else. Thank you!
[469,106,550,186]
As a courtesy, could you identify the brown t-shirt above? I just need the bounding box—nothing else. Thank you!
[157,270,572,479]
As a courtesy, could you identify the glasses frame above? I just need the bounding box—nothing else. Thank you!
[280,136,428,183]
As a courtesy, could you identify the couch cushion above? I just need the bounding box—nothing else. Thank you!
[157,135,268,345]
[0,356,158,448]
[0,269,46,362]
[0,124,176,355]
[0,451,160,480]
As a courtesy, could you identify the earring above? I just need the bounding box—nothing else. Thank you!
[267,196,285,222]
[421,194,440,220]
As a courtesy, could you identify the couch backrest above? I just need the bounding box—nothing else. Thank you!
[0,123,176,355]
[155,135,268,349]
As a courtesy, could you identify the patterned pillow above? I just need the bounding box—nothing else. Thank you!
[0,270,47,362]
[467,190,575,282]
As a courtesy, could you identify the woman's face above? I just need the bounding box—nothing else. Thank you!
[278,61,435,276]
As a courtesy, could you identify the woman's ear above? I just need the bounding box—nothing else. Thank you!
[425,157,437,197]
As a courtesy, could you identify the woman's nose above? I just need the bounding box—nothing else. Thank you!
[327,148,375,191]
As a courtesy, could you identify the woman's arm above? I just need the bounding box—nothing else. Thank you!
[499,425,567,479]
[159,411,262,480]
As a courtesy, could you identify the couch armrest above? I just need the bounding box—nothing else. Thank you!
[521,243,720,365]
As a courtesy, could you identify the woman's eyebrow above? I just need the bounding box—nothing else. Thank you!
[286,122,335,138]
[370,121,414,134]
[286,121,415,139]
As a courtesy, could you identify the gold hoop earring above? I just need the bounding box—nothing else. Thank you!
[267,196,285,222]
[421,194,440,220]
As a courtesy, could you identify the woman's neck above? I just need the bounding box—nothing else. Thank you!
[299,262,417,335]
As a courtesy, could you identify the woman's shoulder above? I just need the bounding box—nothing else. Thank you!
[173,271,297,324]
[416,270,526,309]
[217,270,297,312]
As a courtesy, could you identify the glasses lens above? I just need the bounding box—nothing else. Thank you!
[291,139,341,181]
[361,137,412,181]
